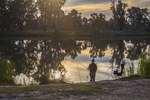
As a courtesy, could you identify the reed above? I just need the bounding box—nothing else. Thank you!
[139,55,150,76]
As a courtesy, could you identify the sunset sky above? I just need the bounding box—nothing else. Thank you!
[62,0,150,19]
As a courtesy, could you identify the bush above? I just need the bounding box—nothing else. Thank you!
[0,57,16,84]
[126,62,135,76]
[139,55,150,76]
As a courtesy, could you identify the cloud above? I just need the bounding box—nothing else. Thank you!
[63,0,150,19]
[65,0,110,6]
[123,0,150,9]
[62,3,112,19]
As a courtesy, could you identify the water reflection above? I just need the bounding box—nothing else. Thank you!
[0,37,150,84]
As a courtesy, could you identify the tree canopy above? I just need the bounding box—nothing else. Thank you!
[0,0,149,33]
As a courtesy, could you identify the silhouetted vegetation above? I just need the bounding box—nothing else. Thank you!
[139,55,150,76]
[0,0,149,33]
[0,39,84,84]
[0,57,15,84]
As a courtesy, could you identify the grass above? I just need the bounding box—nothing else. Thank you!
[0,83,103,94]
[117,75,150,80]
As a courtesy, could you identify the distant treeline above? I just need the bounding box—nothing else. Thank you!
[0,0,150,33]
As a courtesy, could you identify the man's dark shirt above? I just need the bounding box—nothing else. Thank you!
[88,63,97,72]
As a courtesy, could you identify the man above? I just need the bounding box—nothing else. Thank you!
[88,59,97,82]
[121,59,126,73]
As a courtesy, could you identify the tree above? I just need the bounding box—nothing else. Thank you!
[0,57,16,84]
[0,0,9,31]
[7,0,37,31]
[37,0,53,31]
[52,0,66,33]
[62,9,82,31]
[82,17,88,29]
[89,13,108,33]
[110,0,117,30]
[127,7,149,31]
[37,0,66,32]
[110,0,128,30]
[116,0,128,30]
[69,9,82,30]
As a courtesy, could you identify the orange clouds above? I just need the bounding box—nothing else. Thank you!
[124,0,150,8]
[62,3,112,19]
[63,3,110,13]
[62,0,150,19]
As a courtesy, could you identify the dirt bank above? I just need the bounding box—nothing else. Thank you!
[0,78,150,100]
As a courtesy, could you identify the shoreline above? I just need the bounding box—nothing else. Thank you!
[0,78,150,100]
[0,31,150,40]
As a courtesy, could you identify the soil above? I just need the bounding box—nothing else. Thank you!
[0,78,150,100]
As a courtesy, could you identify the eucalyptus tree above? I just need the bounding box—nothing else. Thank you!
[89,13,107,33]
[37,0,66,32]
[37,0,53,31]
[7,0,37,31]
[68,9,82,30]
[52,0,66,33]
[0,0,9,31]
[62,14,74,31]
[62,9,82,31]
[116,0,128,30]
[110,0,128,30]
[110,0,117,30]
[82,17,88,29]
[127,7,149,31]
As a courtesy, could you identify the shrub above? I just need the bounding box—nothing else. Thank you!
[0,57,16,84]
[139,55,150,76]
[126,62,135,76]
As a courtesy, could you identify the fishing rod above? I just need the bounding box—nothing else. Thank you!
[74,60,88,69]
[75,60,82,83]
[74,59,92,82]
[63,59,82,83]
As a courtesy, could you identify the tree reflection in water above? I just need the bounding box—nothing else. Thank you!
[0,38,149,84]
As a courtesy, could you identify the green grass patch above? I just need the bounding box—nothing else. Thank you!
[70,83,103,93]
[117,75,150,80]
[0,83,103,94]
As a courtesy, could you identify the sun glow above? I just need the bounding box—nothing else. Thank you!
[54,70,61,79]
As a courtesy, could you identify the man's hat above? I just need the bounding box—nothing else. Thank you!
[91,59,95,62]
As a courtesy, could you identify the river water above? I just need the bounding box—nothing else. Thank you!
[0,36,150,84]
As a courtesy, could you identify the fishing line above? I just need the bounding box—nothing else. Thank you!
[75,60,88,69]
[75,60,82,83]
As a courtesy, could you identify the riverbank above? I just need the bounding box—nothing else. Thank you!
[0,30,150,39]
[0,78,150,100]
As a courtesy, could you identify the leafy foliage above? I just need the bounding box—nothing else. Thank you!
[0,57,16,84]
[0,0,149,32]
[110,0,128,30]
[139,55,150,76]
[126,62,135,76]
[127,7,149,31]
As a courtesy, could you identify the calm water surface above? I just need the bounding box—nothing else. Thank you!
[0,36,150,84]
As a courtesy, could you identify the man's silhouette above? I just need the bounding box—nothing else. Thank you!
[121,59,126,73]
[88,59,97,82]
